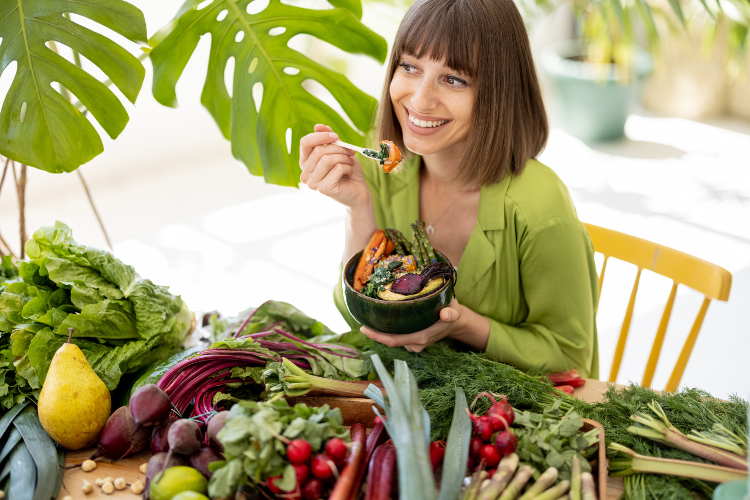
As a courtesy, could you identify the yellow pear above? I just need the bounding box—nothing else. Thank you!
[38,328,111,450]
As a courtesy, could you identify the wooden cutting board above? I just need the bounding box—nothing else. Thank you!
[58,449,150,500]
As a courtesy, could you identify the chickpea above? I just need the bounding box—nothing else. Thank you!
[62,496,73,500]
[102,481,115,494]
[95,478,104,486]
[0,491,5,499]
[114,478,127,490]
[131,481,145,495]
[81,460,97,472]
[140,462,148,474]
[82,480,93,494]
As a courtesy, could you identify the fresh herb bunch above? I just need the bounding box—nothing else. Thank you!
[367,342,748,499]
[208,398,349,499]
[513,401,599,481]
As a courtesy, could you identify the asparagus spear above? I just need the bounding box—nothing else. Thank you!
[462,470,489,500]
[519,467,558,500]
[411,223,430,267]
[498,465,534,500]
[478,454,520,500]
[385,229,406,256]
[580,473,596,500]
[535,480,571,500]
[569,455,582,500]
[417,221,438,264]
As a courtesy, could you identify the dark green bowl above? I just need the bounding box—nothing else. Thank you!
[343,250,454,334]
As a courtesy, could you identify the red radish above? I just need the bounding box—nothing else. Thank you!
[268,476,284,494]
[325,438,348,463]
[150,421,173,454]
[473,392,515,427]
[429,441,446,470]
[293,463,309,485]
[302,479,324,500]
[328,423,367,500]
[467,456,476,471]
[91,406,150,460]
[206,411,229,450]
[311,454,335,480]
[495,430,518,456]
[189,447,222,479]
[489,413,509,432]
[473,415,493,441]
[129,384,171,428]
[480,444,501,468]
[469,438,483,460]
[288,439,313,464]
[488,468,497,477]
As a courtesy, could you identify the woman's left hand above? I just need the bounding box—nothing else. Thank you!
[361,299,464,352]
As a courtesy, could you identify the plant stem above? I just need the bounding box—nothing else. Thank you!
[76,170,113,250]
[609,443,747,483]
[13,163,27,258]
[278,358,382,398]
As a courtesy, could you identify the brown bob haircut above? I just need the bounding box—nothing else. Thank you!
[377,0,549,186]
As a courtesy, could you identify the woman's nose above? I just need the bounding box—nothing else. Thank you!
[410,79,438,112]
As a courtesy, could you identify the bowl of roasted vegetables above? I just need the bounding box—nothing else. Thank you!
[343,222,457,334]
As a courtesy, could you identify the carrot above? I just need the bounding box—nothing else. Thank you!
[379,141,402,173]
[365,443,396,500]
[354,230,386,291]
[348,420,388,500]
[329,423,367,500]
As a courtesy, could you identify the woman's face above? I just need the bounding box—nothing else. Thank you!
[390,53,475,159]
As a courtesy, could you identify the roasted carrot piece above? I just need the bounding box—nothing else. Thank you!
[384,238,395,256]
[354,230,386,291]
[379,140,402,173]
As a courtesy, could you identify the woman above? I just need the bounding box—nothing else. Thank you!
[299,0,599,377]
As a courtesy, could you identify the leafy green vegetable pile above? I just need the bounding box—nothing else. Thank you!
[209,398,348,498]
[0,222,192,414]
[367,341,748,499]
[513,402,598,481]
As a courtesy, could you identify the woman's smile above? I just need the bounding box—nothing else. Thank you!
[404,108,452,135]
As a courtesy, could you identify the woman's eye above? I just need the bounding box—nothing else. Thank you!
[446,76,467,87]
[399,62,416,72]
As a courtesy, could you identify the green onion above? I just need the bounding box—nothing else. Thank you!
[609,443,747,483]
[438,387,472,500]
[628,400,748,470]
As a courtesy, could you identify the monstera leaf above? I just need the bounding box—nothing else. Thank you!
[0,0,148,173]
[150,0,387,187]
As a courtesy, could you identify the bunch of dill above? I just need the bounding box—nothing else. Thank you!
[365,341,748,500]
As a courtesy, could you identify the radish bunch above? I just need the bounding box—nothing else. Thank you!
[467,393,517,473]
[267,437,351,499]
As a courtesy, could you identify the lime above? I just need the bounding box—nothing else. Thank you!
[150,466,208,500]
[171,492,210,500]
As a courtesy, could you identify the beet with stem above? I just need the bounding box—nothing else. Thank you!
[206,411,229,450]
[151,421,173,455]
[390,262,456,296]
[91,406,150,460]
[129,384,171,428]
[189,447,222,479]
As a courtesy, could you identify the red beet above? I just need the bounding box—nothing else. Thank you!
[390,273,424,295]
[144,452,185,500]
[92,406,149,460]
[189,447,222,479]
[494,430,518,456]
[288,439,313,464]
[150,421,173,455]
[206,411,229,451]
[129,384,171,428]
[168,419,202,455]
[302,479,324,500]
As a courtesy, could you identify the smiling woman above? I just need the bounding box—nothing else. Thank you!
[299,0,600,379]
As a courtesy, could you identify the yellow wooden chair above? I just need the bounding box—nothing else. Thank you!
[584,223,732,392]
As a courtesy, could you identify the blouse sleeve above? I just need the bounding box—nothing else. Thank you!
[484,218,599,378]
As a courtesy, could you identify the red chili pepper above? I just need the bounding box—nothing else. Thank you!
[556,385,576,395]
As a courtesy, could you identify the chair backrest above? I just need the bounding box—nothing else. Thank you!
[584,223,732,391]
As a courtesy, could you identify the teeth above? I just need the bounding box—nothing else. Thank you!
[408,112,446,128]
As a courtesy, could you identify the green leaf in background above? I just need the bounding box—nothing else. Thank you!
[8,441,35,500]
[0,0,148,173]
[150,0,387,186]
[57,300,139,340]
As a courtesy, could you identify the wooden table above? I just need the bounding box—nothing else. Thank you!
[58,378,624,499]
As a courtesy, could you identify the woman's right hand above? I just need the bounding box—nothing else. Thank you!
[299,124,371,210]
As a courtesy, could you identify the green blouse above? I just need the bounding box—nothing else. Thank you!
[334,156,600,378]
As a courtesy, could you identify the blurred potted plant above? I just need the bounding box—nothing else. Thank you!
[539,0,749,141]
